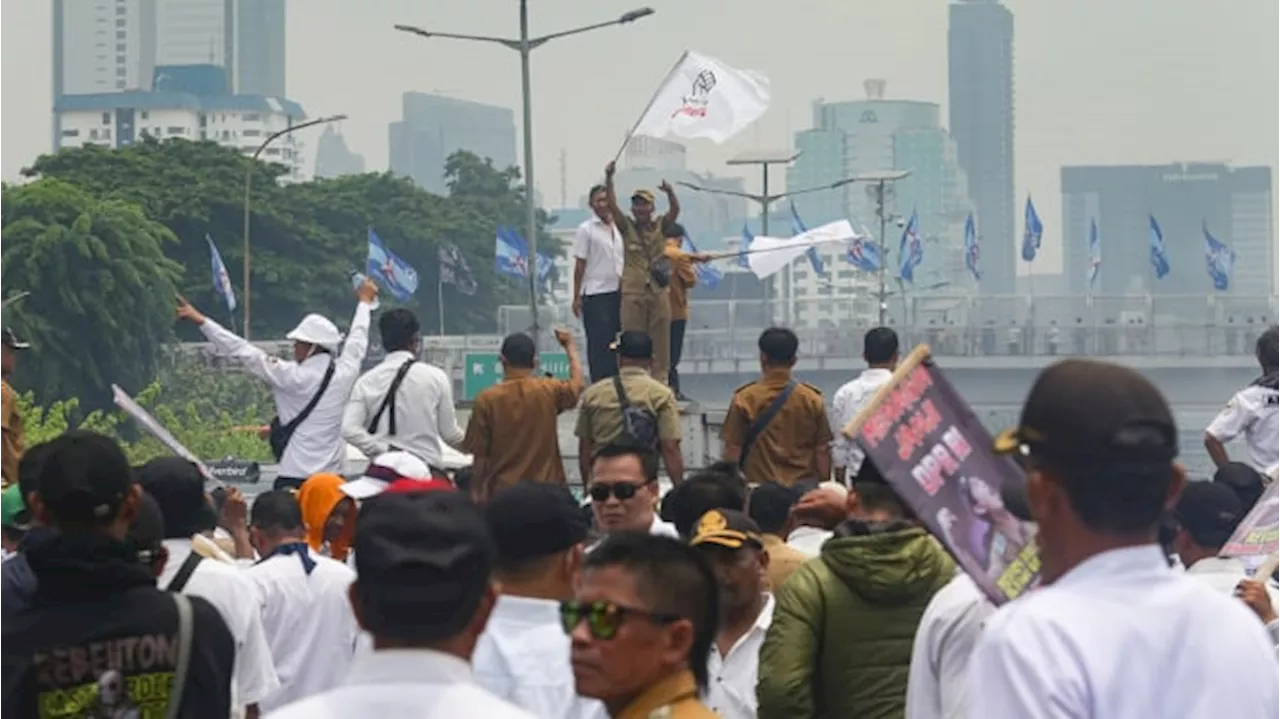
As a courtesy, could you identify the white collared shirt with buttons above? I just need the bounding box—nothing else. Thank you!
[1183,555,1280,649]
[245,546,360,713]
[1206,382,1279,474]
[200,302,373,479]
[265,648,536,719]
[906,570,993,719]
[572,215,624,296]
[703,594,774,719]
[159,539,280,715]
[342,351,464,468]
[969,544,1279,719]
[830,367,894,479]
[473,595,608,719]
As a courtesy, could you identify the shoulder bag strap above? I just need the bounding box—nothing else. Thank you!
[164,593,195,719]
[165,552,204,593]
[739,381,797,469]
[368,359,417,436]
[283,360,336,435]
[612,374,632,409]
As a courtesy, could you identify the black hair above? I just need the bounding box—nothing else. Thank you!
[758,327,799,365]
[852,480,908,518]
[1040,459,1175,534]
[582,532,719,691]
[379,308,421,353]
[588,184,607,202]
[250,490,305,534]
[126,491,166,566]
[592,439,660,484]
[17,440,53,499]
[1257,325,1278,371]
[663,222,687,239]
[501,333,537,369]
[863,327,899,365]
[664,474,747,539]
[748,483,802,535]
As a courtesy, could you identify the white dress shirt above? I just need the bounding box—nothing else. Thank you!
[906,571,993,719]
[786,526,833,558]
[704,594,774,719]
[245,545,360,712]
[830,367,894,478]
[969,545,1279,719]
[1207,383,1280,474]
[200,302,372,478]
[160,539,280,712]
[473,595,608,719]
[572,215,624,296]
[265,648,536,719]
[342,351,464,468]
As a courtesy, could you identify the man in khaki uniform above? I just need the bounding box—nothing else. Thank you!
[1,328,29,488]
[603,160,682,386]
[722,327,833,488]
[576,331,685,485]
[664,222,711,399]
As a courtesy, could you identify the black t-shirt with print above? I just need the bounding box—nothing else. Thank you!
[2,584,235,718]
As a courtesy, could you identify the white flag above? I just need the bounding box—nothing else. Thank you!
[747,220,861,279]
[631,51,771,144]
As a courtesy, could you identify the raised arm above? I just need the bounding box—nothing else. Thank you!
[177,294,308,392]
[659,179,680,225]
[604,161,627,227]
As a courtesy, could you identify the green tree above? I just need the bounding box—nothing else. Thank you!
[1,178,182,409]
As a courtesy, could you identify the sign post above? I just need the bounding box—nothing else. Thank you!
[462,351,570,401]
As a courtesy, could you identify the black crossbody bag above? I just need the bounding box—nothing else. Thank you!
[268,361,336,460]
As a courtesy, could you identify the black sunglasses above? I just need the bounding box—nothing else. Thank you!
[589,482,647,502]
[559,600,682,640]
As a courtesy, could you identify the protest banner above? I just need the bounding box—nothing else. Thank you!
[1221,481,1279,558]
[841,345,1040,605]
[112,384,220,487]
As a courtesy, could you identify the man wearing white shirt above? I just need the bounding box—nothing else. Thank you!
[474,482,607,719]
[974,359,1279,719]
[178,279,377,489]
[245,491,359,712]
[267,490,533,718]
[343,308,464,472]
[830,327,898,484]
[572,184,625,383]
[905,570,992,719]
[1205,325,1278,475]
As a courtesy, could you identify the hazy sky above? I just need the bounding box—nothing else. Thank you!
[3,0,1277,274]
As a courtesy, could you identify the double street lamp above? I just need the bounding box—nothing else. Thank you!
[242,113,348,339]
[395,3,656,345]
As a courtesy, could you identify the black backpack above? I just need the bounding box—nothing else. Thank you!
[612,375,660,449]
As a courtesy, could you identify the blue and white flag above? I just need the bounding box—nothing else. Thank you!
[367,228,420,302]
[898,209,923,283]
[205,234,236,313]
[681,235,722,289]
[1203,222,1235,291]
[737,224,754,269]
[1087,218,1101,288]
[495,227,529,280]
[789,202,827,278]
[963,212,980,281]
[1148,215,1170,280]
[1021,196,1043,262]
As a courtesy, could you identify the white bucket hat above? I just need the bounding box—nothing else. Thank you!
[285,313,343,351]
[341,451,431,500]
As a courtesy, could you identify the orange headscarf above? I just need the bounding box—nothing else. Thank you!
[297,473,357,561]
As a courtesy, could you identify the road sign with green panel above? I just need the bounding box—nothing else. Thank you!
[463,351,570,401]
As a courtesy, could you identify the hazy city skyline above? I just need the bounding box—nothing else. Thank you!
[4,0,1277,277]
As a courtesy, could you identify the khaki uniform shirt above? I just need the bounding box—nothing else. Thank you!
[721,369,833,487]
[762,533,808,591]
[665,242,697,321]
[617,215,672,295]
[575,367,681,445]
[463,373,582,494]
[617,670,718,719]
[1,380,24,488]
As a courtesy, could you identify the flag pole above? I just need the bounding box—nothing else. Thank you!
[437,274,445,336]
[612,51,691,164]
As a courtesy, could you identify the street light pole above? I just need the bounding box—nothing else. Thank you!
[395,5,655,347]
[242,113,348,339]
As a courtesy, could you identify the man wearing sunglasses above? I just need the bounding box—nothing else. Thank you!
[587,441,677,541]
[564,532,718,718]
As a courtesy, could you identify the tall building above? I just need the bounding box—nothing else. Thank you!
[314,126,367,179]
[389,93,517,195]
[233,0,286,97]
[1061,162,1275,298]
[948,0,1015,295]
[53,0,158,96]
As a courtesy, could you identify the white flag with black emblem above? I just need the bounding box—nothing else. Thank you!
[630,51,771,144]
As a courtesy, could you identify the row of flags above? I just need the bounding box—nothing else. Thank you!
[495,227,559,299]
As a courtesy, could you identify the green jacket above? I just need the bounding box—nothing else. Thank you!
[757,520,955,719]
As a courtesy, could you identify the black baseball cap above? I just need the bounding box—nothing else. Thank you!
[35,431,134,525]
[663,222,687,239]
[689,509,763,550]
[127,491,167,565]
[2,327,29,350]
[610,330,653,360]
[136,457,217,539]
[994,360,1179,521]
[354,491,496,642]
[487,482,588,564]
[1214,462,1265,509]
[1174,481,1244,549]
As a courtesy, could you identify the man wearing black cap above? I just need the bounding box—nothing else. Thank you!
[2,431,235,718]
[1173,482,1278,619]
[268,491,535,718]
[1,326,29,487]
[576,331,684,484]
[973,359,1278,718]
[473,482,607,719]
